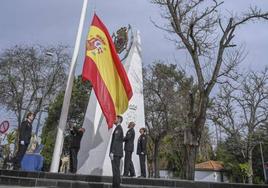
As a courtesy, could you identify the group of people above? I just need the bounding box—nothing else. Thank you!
[13,112,147,188]
[12,111,86,173]
[110,115,147,188]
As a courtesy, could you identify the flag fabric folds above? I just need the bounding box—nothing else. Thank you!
[82,14,133,129]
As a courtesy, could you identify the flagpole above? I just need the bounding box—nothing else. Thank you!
[50,0,88,172]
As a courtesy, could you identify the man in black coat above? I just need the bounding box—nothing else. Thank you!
[110,115,124,188]
[69,124,85,173]
[13,112,34,170]
[137,127,147,178]
[123,122,136,177]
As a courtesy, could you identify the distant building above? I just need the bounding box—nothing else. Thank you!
[159,169,174,179]
[195,160,228,182]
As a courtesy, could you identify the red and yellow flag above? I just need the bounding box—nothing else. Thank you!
[82,14,133,129]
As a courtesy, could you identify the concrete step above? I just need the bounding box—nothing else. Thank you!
[1,170,267,188]
[0,175,177,188]
[0,186,51,188]
[0,170,180,187]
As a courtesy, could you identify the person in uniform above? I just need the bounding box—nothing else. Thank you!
[123,122,136,177]
[13,112,34,170]
[137,127,147,178]
[69,124,85,173]
[109,115,124,188]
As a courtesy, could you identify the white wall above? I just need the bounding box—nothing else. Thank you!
[195,170,228,182]
[159,170,173,179]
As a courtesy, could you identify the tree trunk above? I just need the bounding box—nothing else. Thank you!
[153,139,160,178]
[248,150,253,184]
[14,116,22,155]
[148,162,153,178]
[184,144,197,180]
[184,109,207,180]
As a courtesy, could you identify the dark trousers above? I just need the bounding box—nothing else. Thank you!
[111,156,121,188]
[69,147,79,173]
[13,144,28,170]
[139,154,146,177]
[123,151,135,176]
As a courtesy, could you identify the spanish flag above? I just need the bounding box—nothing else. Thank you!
[82,14,133,129]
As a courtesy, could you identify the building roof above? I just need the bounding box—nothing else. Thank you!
[195,160,224,171]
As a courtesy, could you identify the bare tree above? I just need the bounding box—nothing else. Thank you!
[151,0,268,179]
[0,45,70,128]
[210,68,268,183]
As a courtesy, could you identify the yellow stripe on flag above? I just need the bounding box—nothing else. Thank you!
[86,26,129,114]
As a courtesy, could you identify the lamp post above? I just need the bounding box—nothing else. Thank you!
[35,111,42,136]
[259,142,267,183]
[34,51,53,138]
[35,107,48,137]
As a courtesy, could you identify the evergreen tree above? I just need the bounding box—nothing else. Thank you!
[40,76,91,171]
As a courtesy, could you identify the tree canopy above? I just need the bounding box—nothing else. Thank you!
[40,76,91,171]
[0,45,70,126]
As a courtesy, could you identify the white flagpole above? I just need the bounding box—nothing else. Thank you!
[50,0,88,172]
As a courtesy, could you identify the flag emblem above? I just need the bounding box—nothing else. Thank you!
[87,35,107,55]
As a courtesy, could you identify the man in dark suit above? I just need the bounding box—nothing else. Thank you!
[123,122,136,177]
[137,127,147,178]
[69,124,85,173]
[110,115,124,188]
[13,112,34,170]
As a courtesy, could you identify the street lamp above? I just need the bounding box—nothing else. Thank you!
[45,52,54,57]
[259,142,267,183]
[34,51,55,137]
[35,107,48,137]
[35,112,42,136]
[35,49,53,137]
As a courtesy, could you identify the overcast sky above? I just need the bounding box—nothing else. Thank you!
[1,0,268,70]
[0,0,268,128]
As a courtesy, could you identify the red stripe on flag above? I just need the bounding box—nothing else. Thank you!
[91,14,133,100]
[82,56,116,128]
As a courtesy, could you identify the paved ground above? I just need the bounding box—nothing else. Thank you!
[0,186,50,188]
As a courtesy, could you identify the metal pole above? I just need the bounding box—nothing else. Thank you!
[260,142,267,183]
[50,0,88,172]
[35,111,42,136]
